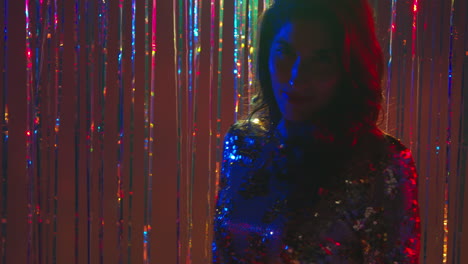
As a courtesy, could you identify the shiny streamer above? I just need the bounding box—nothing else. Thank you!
[186,0,193,260]
[73,1,81,263]
[453,48,468,263]
[25,0,34,262]
[409,0,419,151]
[395,4,406,141]
[206,0,216,260]
[442,1,456,262]
[452,2,468,255]
[27,1,37,262]
[52,1,64,263]
[433,3,444,260]
[421,0,431,258]
[385,0,397,132]
[85,1,95,263]
[142,0,156,262]
[128,0,137,262]
[174,0,184,262]
[97,1,109,263]
[233,0,247,121]
[117,0,125,262]
[143,0,149,261]
[174,0,203,261]
[188,0,202,262]
[215,0,224,199]
[35,1,46,262]
[0,0,8,262]
[210,0,225,259]
[433,38,443,264]
[149,0,157,260]
[25,0,47,262]
[44,1,53,263]
[418,0,434,263]
[247,0,259,113]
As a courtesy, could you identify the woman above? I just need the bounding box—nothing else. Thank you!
[213,0,420,263]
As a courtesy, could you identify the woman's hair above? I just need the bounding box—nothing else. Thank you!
[249,0,385,141]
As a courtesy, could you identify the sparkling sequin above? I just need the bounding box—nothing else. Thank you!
[213,122,420,263]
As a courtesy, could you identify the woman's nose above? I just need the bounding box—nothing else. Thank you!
[289,57,308,87]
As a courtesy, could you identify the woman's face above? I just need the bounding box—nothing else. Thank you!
[269,19,342,122]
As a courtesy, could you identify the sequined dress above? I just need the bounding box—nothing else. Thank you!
[212,122,420,264]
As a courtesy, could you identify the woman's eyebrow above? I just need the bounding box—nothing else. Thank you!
[271,40,336,57]
[272,39,289,45]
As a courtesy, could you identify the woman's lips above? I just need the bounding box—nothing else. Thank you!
[282,91,313,104]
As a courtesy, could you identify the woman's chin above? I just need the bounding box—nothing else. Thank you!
[281,108,315,122]
[282,113,311,123]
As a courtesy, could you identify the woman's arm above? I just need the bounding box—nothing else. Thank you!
[382,145,421,263]
[212,130,235,263]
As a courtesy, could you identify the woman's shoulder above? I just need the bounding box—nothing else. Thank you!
[378,134,418,200]
[356,131,416,181]
[381,134,415,165]
[383,134,408,151]
[376,137,420,262]
[222,120,271,167]
[227,119,269,134]
[224,120,270,146]
[358,131,412,160]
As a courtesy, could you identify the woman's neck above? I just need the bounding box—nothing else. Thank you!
[276,119,318,143]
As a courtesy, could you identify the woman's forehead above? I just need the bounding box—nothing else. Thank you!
[272,20,336,54]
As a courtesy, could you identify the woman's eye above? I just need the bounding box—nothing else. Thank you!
[275,46,293,55]
[313,53,335,64]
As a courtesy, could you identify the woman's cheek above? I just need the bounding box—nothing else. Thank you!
[271,56,293,82]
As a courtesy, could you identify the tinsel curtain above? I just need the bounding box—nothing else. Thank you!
[0,0,466,263]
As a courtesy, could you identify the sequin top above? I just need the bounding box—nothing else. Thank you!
[213,121,420,264]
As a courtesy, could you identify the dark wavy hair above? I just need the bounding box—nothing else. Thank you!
[249,0,385,142]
